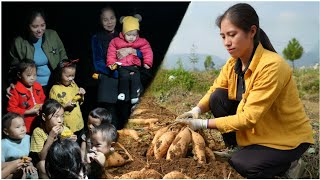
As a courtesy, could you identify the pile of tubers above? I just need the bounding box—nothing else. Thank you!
[146,123,215,164]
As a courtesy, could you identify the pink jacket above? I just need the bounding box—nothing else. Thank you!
[106,33,153,67]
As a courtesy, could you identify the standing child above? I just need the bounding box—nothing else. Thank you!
[107,14,153,104]
[80,107,112,161]
[1,112,38,179]
[49,59,85,143]
[7,59,46,134]
[86,123,118,178]
[30,99,75,178]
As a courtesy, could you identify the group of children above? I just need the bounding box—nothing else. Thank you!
[2,14,153,179]
[2,101,117,178]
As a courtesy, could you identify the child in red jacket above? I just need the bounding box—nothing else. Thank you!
[7,59,46,134]
[107,14,153,104]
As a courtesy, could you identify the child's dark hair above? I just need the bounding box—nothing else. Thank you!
[89,107,112,124]
[45,138,86,179]
[53,59,79,85]
[41,99,63,118]
[91,123,118,143]
[17,58,36,77]
[2,112,23,133]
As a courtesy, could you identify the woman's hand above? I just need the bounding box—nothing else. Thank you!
[117,47,136,59]
[176,107,201,119]
[6,83,15,98]
[176,119,209,130]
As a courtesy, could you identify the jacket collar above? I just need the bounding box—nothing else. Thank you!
[247,43,264,73]
[15,81,42,94]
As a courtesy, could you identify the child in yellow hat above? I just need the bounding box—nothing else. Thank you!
[106,14,153,104]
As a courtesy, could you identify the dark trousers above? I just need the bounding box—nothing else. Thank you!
[208,88,310,178]
[209,88,239,147]
[118,67,142,102]
[229,143,309,178]
[98,101,132,130]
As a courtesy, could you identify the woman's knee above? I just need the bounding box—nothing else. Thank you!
[209,88,228,103]
[229,156,270,179]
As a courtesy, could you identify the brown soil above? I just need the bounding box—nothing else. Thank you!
[107,95,243,179]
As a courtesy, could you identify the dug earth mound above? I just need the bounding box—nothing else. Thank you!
[108,96,243,179]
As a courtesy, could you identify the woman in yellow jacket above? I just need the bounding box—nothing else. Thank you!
[177,3,314,179]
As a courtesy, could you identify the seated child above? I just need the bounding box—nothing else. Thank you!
[86,123,118,178]
[49,59,85,144]
[107,14,153,104]
[30,99,75,179]
[45,138,87,179]
[7,58,46,134]
[80,107,112,161]
[1,112,38,179]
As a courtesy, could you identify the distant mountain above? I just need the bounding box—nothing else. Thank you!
[163,48,319,70]
[162,53,226,70]
[290,50,319,68]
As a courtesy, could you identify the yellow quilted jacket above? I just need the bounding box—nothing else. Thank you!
[198,43,314,150]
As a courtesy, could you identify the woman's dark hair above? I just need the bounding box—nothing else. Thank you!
[53,59,78,85]
[17,58,36,77]
[99,6,119,30]
[89,107,112,124]
[23,9,46,37]
[216,3,276,53]
[91,123,118,143]
[41,99,63,118]
[45,138,86,179]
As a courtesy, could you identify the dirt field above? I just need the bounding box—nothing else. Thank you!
[108,95,243,179]
[106,93,319,179]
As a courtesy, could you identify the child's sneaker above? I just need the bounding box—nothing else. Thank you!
[118,93,125,100]
[131,98,139,104]
[284,158,306,179]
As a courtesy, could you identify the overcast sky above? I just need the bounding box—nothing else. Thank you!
[166,1,319,60]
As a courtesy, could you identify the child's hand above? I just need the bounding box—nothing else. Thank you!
[144,64,150,69]
[25,164,37,174]
[25,106,40,115]
[93,151,106,167]
[69,134,77,142]
[49,125,62,139]
[78,88,86,95]
[65,100,76,111]
[86,150,96,163]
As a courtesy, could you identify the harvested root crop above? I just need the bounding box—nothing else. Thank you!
[118,129,140,141]
[119,168,162,179]
[146,126,169,157]
[163,171,191,179]
[190,129,206,164]
[166,127,191,160]
[154,131,176,159]
[205,147,216,161]
[128,118,159,125]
